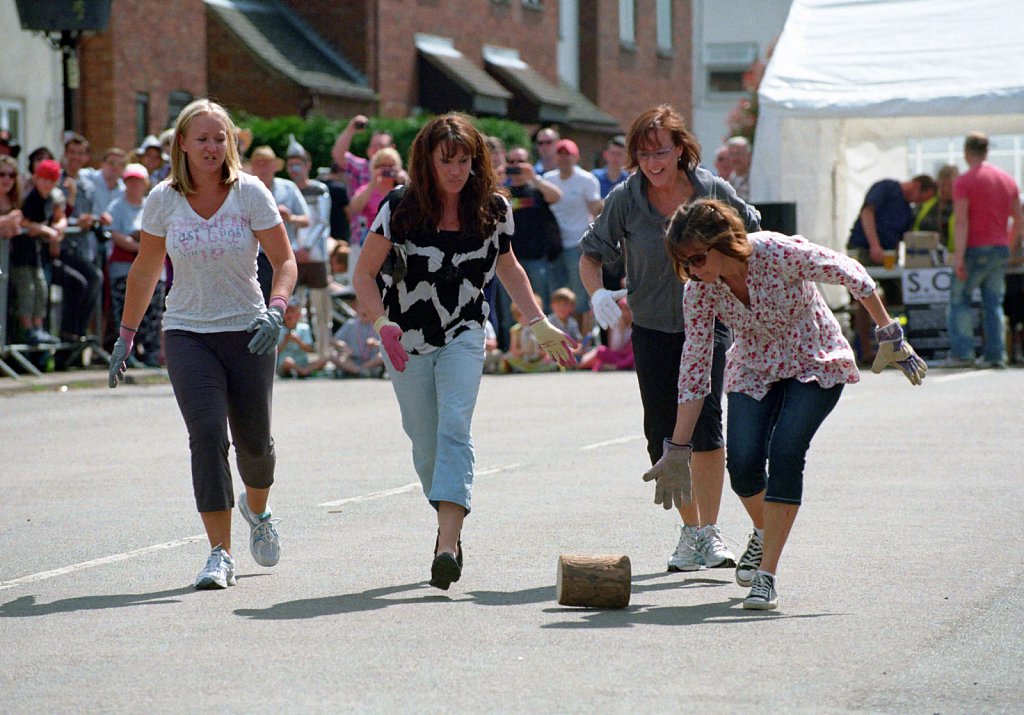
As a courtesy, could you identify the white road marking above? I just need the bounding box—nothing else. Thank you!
[321,482,420,509]
[0,535,207,591]
[580,435,644,451]
[928,370,994,383]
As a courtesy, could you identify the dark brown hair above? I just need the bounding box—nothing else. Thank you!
[0,155,22,210]
[392,113,503,240]
[664,198,753,281]
[624,105,702,173]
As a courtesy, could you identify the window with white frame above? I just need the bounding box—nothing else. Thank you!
[656,0,672,52]
[0,99,25,152]
[704,43,758,94]
[619,0,636,47]
[907,134,1024,192]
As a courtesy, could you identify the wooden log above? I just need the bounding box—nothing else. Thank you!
[556,554,631,609]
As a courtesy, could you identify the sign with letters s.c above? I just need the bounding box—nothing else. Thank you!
[902,267,953,305]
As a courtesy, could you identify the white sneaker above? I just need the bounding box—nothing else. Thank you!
[238,492,281,567]
[696,524,736,568]
[667,525,703,572]
[735,530,764,587]
[742,571,778,610]
[194,546,236,590]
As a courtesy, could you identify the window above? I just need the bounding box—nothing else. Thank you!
[522,0,543,9]
[704,43,758,94]
[135,92,149,147]
[907,134,1024,190]
[618,0,635,48]
[656,0,672,53]
[167,91,193,129]
[0,98,25,153]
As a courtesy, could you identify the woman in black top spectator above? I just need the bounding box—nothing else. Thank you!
[352,113,576,590]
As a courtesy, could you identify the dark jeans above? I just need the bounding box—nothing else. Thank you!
[51,248,103,337]
[257,251,273,306]
[631,321,731,465]
[164,330,277,512]
[727,379,844,505]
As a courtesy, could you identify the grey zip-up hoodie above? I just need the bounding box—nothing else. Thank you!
[579,166,760,333]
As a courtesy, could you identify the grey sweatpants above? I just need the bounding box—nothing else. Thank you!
[164,329,277,512]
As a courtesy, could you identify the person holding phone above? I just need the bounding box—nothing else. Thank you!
[349,147,403,245]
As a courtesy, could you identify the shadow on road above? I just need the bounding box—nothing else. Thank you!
[0,586,197,617]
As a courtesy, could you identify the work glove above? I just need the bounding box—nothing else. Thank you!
[530,317,579,368]
[871,320,927,385]
[246,305,285,355]
[591,288,628,330]
[642,439,693,510]
[107,327,135,388]
[374,316,408,372]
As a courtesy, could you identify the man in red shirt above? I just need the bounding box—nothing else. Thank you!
[947,132,1024,367]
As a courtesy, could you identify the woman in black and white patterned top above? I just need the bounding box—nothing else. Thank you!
[353,113,576,590]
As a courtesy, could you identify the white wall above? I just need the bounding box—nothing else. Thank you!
[0,0,64,170]
[691,0,792,171]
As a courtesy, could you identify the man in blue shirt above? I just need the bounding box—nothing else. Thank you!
[592,135,630,198]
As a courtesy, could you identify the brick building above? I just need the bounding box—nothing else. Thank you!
[73,0,695,168]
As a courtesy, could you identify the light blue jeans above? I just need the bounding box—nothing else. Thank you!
[947,245,1009,362]
[383,328,485,513]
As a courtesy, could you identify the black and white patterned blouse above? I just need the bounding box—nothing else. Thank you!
[370,189,513,354]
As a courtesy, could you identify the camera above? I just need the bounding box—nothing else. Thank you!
[354,119,368,130]
[380,167,397,178]
[91,220,111,244]
[506,166,521,176]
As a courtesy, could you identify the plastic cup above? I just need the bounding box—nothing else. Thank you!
[883,250,897,270]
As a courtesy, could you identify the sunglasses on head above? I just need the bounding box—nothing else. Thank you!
[681,247,712,271]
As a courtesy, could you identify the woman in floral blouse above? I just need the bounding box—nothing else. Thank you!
[644,198,926,610]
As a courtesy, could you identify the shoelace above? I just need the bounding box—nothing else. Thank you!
[699,526,737,554]
[204,549,231,572]
[252,517,282,545]
[672,525,700,557]
[748,574,774,601]
[738,532,763,567]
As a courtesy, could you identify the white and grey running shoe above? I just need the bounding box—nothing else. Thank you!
[238,492,281,567]
[667,525,703,572]
[697,524,736,568]
[194,546,236,590]
[735,530,764,587]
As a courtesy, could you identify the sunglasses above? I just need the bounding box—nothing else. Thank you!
[536,139,554,145]
[637,146,676,162]
[681,247,712,271]
[0,171,16,178]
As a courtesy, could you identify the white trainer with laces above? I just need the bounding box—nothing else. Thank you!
[238,492,281,567]
[697,524,736,568]
[194,546,236,590]
[667,524,703,572]
[742,571,778,610]
[735,530,764,587]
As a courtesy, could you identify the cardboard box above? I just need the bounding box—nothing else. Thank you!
[903,231,941,268]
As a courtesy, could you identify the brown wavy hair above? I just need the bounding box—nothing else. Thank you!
[0,155,22,211]
[391,113,504,240]
[665,198,753,281]
[624,105,702,173]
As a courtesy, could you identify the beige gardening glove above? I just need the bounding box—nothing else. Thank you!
[530,317,578,368]
[641,439,693,510]
[871,320,927,385]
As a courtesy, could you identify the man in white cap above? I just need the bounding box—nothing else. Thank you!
[285,135,334,361]
[137,135,167,181]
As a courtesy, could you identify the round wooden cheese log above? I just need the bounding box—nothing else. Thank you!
[556,554,631,609]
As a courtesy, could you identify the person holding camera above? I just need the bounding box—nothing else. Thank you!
[107,163,164,367]
[349,147,403,245]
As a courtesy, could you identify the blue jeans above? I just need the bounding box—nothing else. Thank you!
[727,380,844,506]
[547,245,589,313]
[383,328,485,513]
[947,245,1009,362]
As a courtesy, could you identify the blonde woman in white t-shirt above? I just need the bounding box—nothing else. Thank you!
[108,99,297,590]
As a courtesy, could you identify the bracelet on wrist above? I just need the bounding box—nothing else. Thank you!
[119,323,138,334]
[373,315,392,334]
[528,315,545,326]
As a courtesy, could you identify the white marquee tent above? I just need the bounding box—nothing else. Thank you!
[751,0,1024,265]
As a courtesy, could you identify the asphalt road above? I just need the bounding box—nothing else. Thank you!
[1,367,1022,713]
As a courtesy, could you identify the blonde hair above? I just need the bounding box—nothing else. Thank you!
[370,146,402,171]
[169,99,241,196]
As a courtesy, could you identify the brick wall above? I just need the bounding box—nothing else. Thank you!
[79,0,206,158]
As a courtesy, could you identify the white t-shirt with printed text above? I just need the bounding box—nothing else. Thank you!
[141,173,282,333]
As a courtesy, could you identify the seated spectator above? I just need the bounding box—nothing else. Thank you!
[12,159,66,345]
[483,319,503,374]
[277,301,328,378]
[108,163,164,366]
[547,287,585,355]
[503,298,558,374]
[330,301,385,378]
[578,297,634,371]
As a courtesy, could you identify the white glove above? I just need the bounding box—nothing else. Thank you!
[591,288,628,330]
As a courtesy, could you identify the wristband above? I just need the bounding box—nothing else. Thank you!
[269,295,288,312]
[373,315,394,334]
[528,315,545,326]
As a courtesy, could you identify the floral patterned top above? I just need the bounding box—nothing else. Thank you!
[679,232,877,403]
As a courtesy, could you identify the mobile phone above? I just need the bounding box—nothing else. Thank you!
[506,166,521,176]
